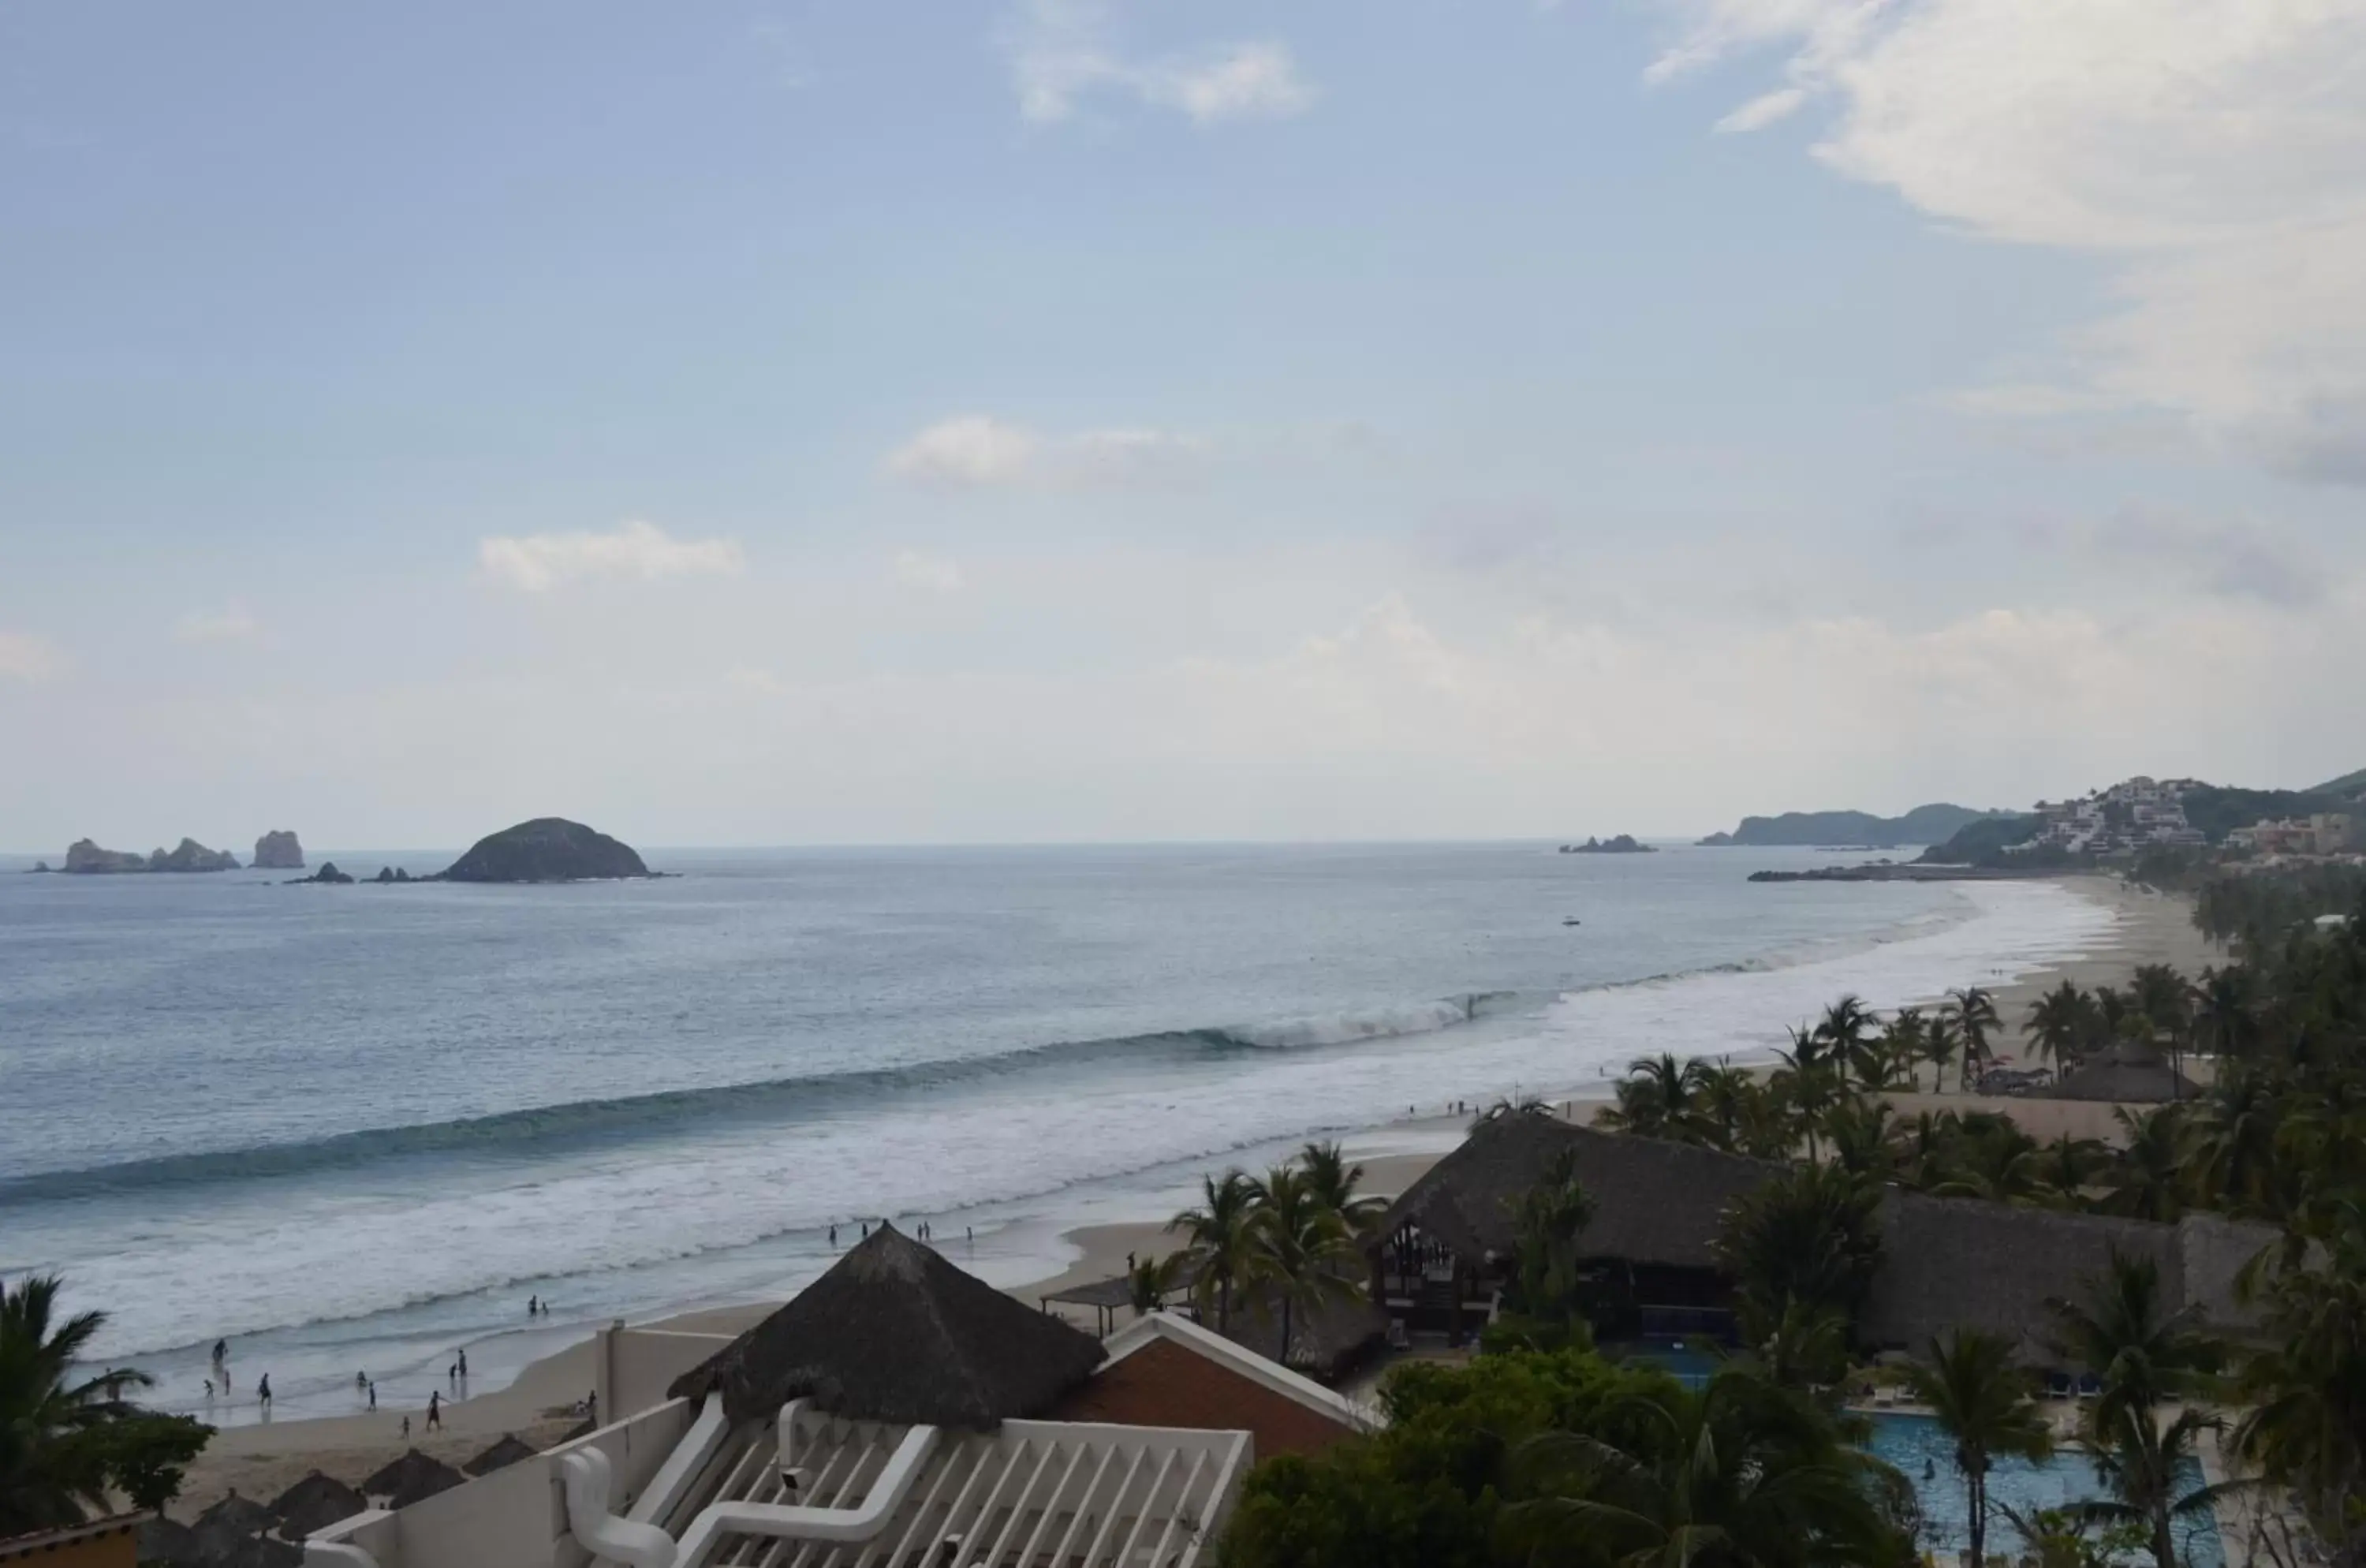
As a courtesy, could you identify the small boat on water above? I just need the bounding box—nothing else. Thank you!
[1562,917,1583,926]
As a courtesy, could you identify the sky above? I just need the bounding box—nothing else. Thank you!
[3,0,2364,850]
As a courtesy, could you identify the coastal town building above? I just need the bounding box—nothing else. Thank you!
[2021,776,2208,857]
[2228,812,2359,857]
[289,1227,1371,1568]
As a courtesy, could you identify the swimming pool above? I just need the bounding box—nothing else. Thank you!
[1868,1413,2225,1567]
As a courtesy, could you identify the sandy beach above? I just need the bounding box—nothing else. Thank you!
[166,872,2220,1518]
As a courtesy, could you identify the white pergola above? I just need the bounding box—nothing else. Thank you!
[561,1394,1249,1568]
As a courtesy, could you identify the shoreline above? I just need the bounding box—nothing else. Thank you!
[164,872,2219,1514]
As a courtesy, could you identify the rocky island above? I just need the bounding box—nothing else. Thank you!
[62,837,240,872]
[434,817,651,883]
[287,861,356,884]
[1559,835,1654,853]
[252,830,305,870]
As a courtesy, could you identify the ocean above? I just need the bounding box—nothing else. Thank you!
[0,842,2115,1425]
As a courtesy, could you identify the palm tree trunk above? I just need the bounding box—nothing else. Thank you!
[1218,1276,1230,1332]
[1278,1297,1294,1366]
[2151,1506,2176,1568]
[1968,1471,1985,1568]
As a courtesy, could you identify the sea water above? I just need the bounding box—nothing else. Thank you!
[0,842,2118,1424]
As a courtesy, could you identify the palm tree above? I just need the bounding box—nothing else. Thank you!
[2099,1107,2188,1223]
[1510,1149,1596,1320]
[1775,1027,1845,1162]
[1946,987,2002,1091]
[0,1275,152,1534]
[1295,1140,1388,1241]
[1170,1170,1257,1331]
[1923,1011,1960,1095]
[1502,1368,1908,1566]
[1600,1054,1711,1142]
[1927,1118,2044,1205]
[2231,1214,2366,1562]
[1714,1163,1883,1342]
[1242,1165,1360,1368]
[1822,1096,1897,1180]
[2045,1250,2222,1438]
[1125,1253,1184,1316]
[2189,965,2260,1061]
[2080,1404,2237,1568]
[2025,980,2093,1077]
[1909,1327,2052,1568]
[1691,1062,1759,1154]
[1871,1008,1928,1093]
[2032,1131,2108,1203]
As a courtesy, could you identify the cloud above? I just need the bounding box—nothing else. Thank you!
[0,630,65,683]
[1649,0,2366,480]
[478,520,746,594]
[891,548,965,593]
[1009,2,1312,126]
[886,415,1210,491]
[174,606,262,644]
[2087,510,2326,610]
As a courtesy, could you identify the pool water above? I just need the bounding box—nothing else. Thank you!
[1868,1413,2224,1567]
[1612,1341,1720,1389]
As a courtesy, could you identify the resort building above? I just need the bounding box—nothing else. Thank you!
[1368,1113,2271,1354]
[293,1227,1370,1568]
[0,1515,140,1568]
[2022,776,2209,857]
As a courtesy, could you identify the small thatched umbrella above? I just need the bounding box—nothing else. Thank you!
[193,1491,274,1538]
[269,1470,368,1539]
[670,1224,1104,1427]
[361,1447,465,1508]
[135,1514,203,1566]
[463,1432,539,1477]
[200,1533,301,1568]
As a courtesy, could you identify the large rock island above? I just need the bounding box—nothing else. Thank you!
[252,830,305,870]
[435,818,651,883]
[62,837,240,872]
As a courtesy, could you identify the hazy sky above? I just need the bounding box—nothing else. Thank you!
[5,2,2363,849]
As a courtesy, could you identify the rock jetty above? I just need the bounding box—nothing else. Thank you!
[436,818,651,883]
[252,830,305,870]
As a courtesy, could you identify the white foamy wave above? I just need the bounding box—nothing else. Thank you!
[1219,993,1506,1050]
[38,881,2114,1360]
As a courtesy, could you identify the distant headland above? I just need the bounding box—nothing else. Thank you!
[1558,835,1654,854]
[1697,803,2007,849]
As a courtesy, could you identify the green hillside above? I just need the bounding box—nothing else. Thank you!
[1697,803,2008,849]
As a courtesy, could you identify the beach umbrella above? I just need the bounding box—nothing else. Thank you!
[193,1491,273,1538]
[268,1470,368,1539]
[462,1432,539,1477]
[669,1223,1104,1427]
[360,1447,465,1508]
[134,1514,202,1566]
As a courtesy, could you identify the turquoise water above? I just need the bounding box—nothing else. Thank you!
[1868,1413,2224,1567]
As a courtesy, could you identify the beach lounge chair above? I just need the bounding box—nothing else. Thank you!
[2076,1373,2102,1399]
[2044,1371,2073,1399]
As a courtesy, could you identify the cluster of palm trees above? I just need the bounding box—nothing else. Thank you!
[1,1275,211,1535]
[1156,1141,1384,1367]
[1911,1254,2231,1568]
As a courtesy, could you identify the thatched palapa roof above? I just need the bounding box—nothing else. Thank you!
[1368,1114,1783,1268]
[670,1224,1105,1427]
[360,1448,464,1509]
[135,1515,203,1566]
[462,1432,540,1477]
[2041,1043,2199,1103]
[1866,1190,2178,1352]
[200,1533,300,1568]
[267,1471,368,1540]
[192,1492,272,1539]
[1217,1287,1389,1382]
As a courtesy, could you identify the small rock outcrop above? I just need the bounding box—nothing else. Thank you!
[1558,834,1655,854]
[28,861,51,873]
[252,830,305,870]
[436,818,651,883]
[287,861,355,885]
[151,838,241,872]
[371,865,414,883]
[64,838,149,873]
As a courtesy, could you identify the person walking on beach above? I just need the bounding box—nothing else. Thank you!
[401,1415,411,1439]
[257,1374,271,1411]
[203,1379,214,1401]
[427,1390,442,1432]
[528,1295,537,1316]
[457,1349,468,1379]
[212,1338,227,1368]
[356,1370,368,1392]
[828,1225,837,1246]
[368,1381,376,1410]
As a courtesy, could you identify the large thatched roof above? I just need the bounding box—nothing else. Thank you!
[360,1449,464,1508]
[200,1533,300,1568]
[2042,1043,2199,1102]
[268,1471,368,1540]
[1867,1191,2179,1352]
[1217,1287,1389,1382]
[669,1225,1105,1427]
[136,1515,203,1566]
[462,1433,539,1477]
[1368,1114,1783,1268]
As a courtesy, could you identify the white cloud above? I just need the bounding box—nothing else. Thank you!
[0,630,65,683]
[1651,0,2366,479]
[174,606,261,644]
[1009,2,1312,126]
[478,520,746,594]
[886,415,1210,491]
[891,548,965,593]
